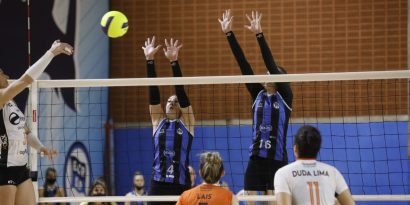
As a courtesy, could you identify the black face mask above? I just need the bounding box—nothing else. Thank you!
[93,193,105,196]
[46,178,56,185]
[134,185,143,191]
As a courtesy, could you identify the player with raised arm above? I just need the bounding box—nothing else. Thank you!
[219,10,293,205]
[142,36,195,205]
[0,40,73,205]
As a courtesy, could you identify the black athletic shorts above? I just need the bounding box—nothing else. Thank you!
[0,165,30,186]
[244,156,287,191]
[148,180,191,205]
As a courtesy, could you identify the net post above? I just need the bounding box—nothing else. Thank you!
[29,80,39,202]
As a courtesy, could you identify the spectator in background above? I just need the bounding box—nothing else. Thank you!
[125,171,147,205]
[188,166,196,187]
[38,167,66,205]
[80,179,117,205]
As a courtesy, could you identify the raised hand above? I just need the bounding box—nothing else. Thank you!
[163,38,183,62]
[245,10,263,34]
[49,40,74,56]
[142,36,161,60]
[218,9,234,33]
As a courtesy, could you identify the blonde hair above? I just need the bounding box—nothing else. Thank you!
[199,152,224,184]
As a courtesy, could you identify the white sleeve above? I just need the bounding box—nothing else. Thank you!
[24,51,54,80]
[27,132,44,151]
[334,168,349,195]
[274,168,291,194]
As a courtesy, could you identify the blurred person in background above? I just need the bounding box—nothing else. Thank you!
[38,167,66,205]
[125,171,147,205]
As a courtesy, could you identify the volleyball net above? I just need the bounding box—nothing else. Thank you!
[29,70,409,204]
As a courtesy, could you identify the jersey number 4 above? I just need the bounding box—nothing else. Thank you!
[307,181,320,205]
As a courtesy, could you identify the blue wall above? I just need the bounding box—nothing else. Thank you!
[115,122,409,203]
[34,0,110,197]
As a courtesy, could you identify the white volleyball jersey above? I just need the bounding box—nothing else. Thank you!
[274,159,349,205]
[0,101,28,167]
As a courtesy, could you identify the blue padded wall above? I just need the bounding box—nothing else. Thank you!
[115,122,409,204]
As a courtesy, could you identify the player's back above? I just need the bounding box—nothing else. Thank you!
[275,159,348,205]
[176,183,233,205]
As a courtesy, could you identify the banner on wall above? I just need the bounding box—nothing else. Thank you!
[64,142,92,197]
[0,0,109,200]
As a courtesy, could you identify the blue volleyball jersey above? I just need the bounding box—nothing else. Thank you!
[43,186,60,205]
[250,90,291,161]
[46,187,58,197]
[152,119,193,185]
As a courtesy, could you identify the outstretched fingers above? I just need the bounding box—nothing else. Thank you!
[164,38,169,47]
[152,36,156,44]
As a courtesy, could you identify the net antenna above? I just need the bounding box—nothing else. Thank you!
[26,0,42,201]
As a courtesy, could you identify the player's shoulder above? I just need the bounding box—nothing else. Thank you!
[179,186,196,200]
[276,161,298,175]
[315,161,342,176]
[316,161,337,170]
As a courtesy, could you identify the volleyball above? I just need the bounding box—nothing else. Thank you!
[100,11,128,38]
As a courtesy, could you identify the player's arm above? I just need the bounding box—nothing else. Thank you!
[274,168,292,205]
[255,32,293,107]
[335,168,355,205]
[276,192,292,205]
[25,125,57,161]
[163,38,195,135]
[0,40,73,107]
[218,9,264,101]
[245,11,293,107]
[143,36,164,131]
[336,190,355,205]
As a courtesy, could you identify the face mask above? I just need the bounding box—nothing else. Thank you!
[134,185,143,191]
[46,178,56,184]
[93,193,105,196]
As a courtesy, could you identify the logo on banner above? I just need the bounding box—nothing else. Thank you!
[63,142,92,197]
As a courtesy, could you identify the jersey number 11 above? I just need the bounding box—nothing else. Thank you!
[307,181,320,205]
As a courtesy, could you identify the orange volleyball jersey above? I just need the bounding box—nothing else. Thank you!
[176,184,233,205]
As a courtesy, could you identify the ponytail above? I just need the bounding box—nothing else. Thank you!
[199,152,224,184]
